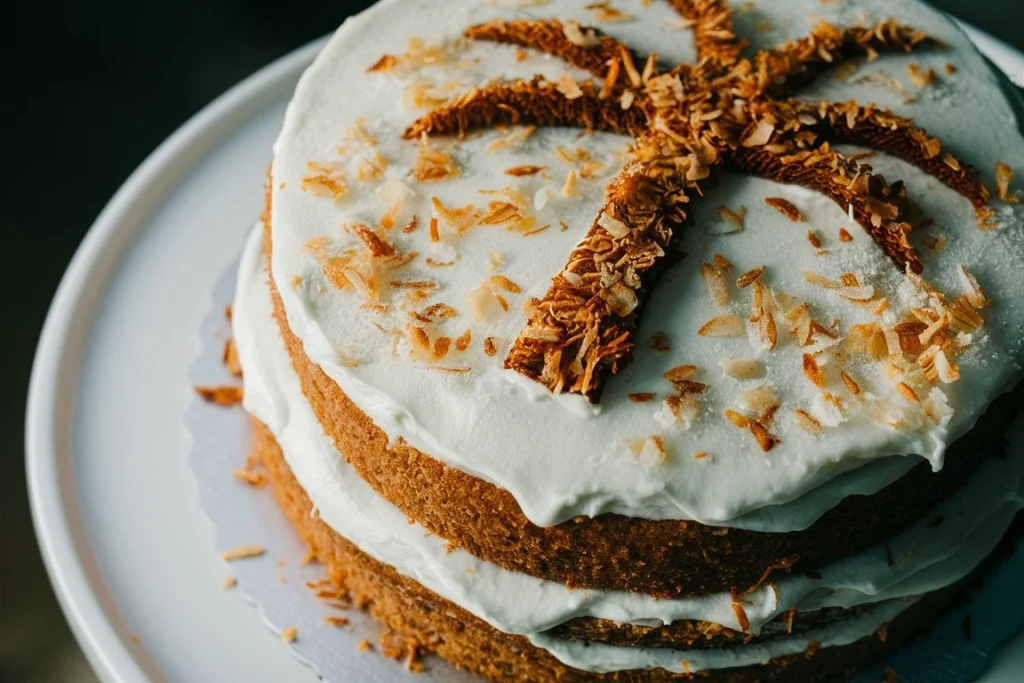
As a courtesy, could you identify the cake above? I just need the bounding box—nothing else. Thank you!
[226,0,1024,679]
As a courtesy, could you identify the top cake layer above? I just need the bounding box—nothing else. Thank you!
[269,0,1024,529]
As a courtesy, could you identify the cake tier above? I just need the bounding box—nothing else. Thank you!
[233,226,1024,677]
[251,417,978,682]
[264,216,1020,597]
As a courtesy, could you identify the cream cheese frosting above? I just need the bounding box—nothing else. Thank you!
[235,224,1024,673]
[269,0,1024,530]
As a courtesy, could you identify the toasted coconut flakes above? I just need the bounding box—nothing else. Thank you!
[563,20,600,48]
[400,216,420,234]
[720,357,763,379]
[561,169,580,198]
[487,252,504,272]
[433,337,451,359]
[714,254,732,270]
[222,545,265,561]
[390,279,437,291]
[657,394,700,431]
[324,616,349,627]
[367,54,398,73]
[648,331,671,352]
[756,310,778,350]
[426,366,472,374]
[923,387,954,425]
[598,280,638,316]
[223,338,242,377]
[586,1,633,24]
[505,164,548,177]
[742,120,776,147]
[807,231,823,248]
[281,628,298,643]
[840,370,862,395]
[415,134,461,182]
[701,263,730,307]
[740,384,777,413]
[836,285,876,301]
[375,179,412,229]
[794,409,823,434]
[896,381,920,403]
[663,365,697,383]
[233,469,265,487]
[736,266,766,288]
[718,205,747,230]
[489,274,522,294]
[561,269,583,287]
[556,75,585,100]
[357,640,372,651]
[995,162,1018,203]
[428,216,440,242]
[196,385,243,407]
[487,125,536,153]
[804,271,838,289]
[620,89,636,110]
[930,347,960,383]
[454,329,472,352]
[958,265,988,309]
[908,63,937,87]
[943,153,961,171]
[222,575,237,589]
[693,451,709,460]
[483,336,499,357]
[698,314,745,338]
[351,223,396,258]
[802,354,826,389]
[724,409,751,428]
[750,421,777,452]
[466,284,506,322]
[628,392,656,403]
[764,197,804,221]
[597,211,630,238]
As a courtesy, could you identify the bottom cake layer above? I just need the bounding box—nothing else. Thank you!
[251,416,970,682]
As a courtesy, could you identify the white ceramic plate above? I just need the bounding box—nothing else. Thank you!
[26,20,1024,683]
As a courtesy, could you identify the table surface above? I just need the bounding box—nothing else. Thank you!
[3,2,1022,681]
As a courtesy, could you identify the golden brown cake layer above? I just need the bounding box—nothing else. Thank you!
[252,416,972,682]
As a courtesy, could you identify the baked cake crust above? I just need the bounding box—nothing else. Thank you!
[253,415,975,682]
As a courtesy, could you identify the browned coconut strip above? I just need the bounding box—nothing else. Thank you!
[403,77,647,139]
[666,0,745,65]
[466,19,642,78]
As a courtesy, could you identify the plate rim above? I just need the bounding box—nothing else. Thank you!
[24,36,327,683]
[24,17,1024,683]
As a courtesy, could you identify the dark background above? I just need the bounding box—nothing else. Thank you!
[2,1,1021,681]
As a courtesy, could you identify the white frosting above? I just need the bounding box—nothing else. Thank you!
[235,224,1024,673]
[269,0,1024,529]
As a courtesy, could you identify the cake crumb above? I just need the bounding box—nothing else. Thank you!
[232,469,266,487]
[195,385,243,407]
[223,338,243,377]
[281,628,297,643]
[221,545,265,561]
[222,576,236,589]
[358,640,373,651]
[764,196,804,221]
